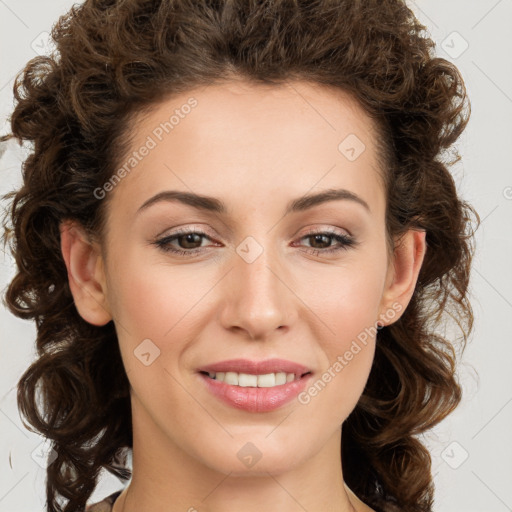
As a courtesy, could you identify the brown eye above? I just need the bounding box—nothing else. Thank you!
[175,233,204,249]
[306,233,334,249]
[154,230,217,256]
[297,230,358,256]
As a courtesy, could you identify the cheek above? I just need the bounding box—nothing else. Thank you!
[298,295,377,429]
[105,254,219,395]
[301,251,387,345]
[296,254,387,416]
[106,255,211,340]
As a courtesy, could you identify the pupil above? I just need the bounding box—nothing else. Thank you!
[311,234,329,248]
[181,233,201,248]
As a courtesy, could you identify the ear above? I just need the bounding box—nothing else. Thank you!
[60,220,112,326]
[378,229,426,326]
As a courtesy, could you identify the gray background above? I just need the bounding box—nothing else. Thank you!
[1,1,511,510]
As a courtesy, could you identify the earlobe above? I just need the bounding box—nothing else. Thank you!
[378,229,427,326]
[60,220,112,326]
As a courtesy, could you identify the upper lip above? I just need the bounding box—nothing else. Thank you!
[198,358,312,376]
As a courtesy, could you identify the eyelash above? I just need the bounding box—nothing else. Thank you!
[153,227,357,257]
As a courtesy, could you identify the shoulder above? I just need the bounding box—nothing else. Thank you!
[85,491,122,512]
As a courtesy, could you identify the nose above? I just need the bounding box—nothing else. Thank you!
[218,241,297,341]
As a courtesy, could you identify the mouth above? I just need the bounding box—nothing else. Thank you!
[198,370,311,388]
[197,358,312,387]
[196,358,313,413]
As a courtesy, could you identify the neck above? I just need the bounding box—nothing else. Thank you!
[114,400,362,512]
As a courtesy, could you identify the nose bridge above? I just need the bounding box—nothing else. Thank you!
[221,235,295,339]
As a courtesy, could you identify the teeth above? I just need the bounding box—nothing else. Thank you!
[224,371,239,385]
[239,373,258,387]
[257,373,275,387]
[206,371,299,387]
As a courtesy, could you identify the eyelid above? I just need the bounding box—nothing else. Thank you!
[297,225,353,241]
[294,227,357,250]
[155,223,217,239]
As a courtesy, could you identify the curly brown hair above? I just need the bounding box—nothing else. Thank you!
[1,1,478,511]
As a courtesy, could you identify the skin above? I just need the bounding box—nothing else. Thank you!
[61,80,426,512]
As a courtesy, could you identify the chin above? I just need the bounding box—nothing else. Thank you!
[194,434,311,477]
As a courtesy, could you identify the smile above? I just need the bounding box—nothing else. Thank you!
[197,359,313,413]
[202,371,305,387]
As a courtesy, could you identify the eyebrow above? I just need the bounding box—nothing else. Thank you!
[137,188,371,215]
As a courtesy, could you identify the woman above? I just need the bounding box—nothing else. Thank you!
[1,0,478,511]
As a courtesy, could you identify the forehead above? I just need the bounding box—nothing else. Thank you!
[106,79,385,220]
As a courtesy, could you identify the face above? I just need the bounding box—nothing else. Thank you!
[63,79,424,479]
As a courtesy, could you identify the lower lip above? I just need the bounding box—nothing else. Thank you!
[199,372,312,413]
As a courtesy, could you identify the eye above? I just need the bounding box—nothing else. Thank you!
[153,229,218,256]
[295,228,357,256]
